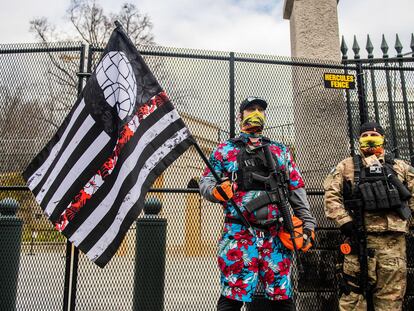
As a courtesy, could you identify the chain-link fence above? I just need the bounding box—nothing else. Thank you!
[0,42,413,310]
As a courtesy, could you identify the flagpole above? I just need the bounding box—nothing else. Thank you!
[192,142,255,236]
[114,20,122,28]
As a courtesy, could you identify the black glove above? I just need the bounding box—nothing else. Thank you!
[302,228,315,252]
[340,222,354,238]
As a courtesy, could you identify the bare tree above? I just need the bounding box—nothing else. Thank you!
[27,0,156,130]
[28,1,194,120]
[114,3,154,45]
[30,0,154,46]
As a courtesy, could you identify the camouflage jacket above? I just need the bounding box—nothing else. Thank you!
[323,155,414,233]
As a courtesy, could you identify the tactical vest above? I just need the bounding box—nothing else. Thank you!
[231,137,280,191]
[346,155,411,219]
[230,137,290,225]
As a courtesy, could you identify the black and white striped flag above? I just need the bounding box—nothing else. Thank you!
[23,25,194,267]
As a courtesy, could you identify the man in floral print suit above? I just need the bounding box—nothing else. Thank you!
[200,97,316,311]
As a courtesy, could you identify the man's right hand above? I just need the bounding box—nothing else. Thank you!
[212,180,234,202]
[340,222,354,238]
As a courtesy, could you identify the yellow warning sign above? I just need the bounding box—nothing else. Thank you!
[324,73,355,89]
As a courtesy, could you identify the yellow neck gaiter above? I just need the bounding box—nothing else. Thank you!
[240,110,265,135]
[359,135,384,156]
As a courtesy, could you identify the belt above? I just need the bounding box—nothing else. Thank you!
[224,217,279,231]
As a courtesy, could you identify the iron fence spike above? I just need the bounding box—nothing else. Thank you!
[366,35,374,58]
[395,34,403,56]
[340,35,348,59]
[381,34,389,57]
[352,35,360,59]
[410,33,414,56]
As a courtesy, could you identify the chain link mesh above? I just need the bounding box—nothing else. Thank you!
[0,42,413,310]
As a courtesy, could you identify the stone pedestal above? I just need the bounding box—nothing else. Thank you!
[284,0,350,189]
[284,0,341,61]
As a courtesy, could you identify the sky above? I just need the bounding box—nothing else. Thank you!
[0,0,413,58]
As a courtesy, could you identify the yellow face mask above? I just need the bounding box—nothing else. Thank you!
[240,110,266,135]
[359,135,384,156]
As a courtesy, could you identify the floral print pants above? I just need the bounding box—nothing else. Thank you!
[217,223,293,303]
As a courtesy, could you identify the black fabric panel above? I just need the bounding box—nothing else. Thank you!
[40,122,110,213]
[94,136,193,267]
[62,102,175,237]
[22,96,86,181]
[76,118,189,252]
[30,107,90,196]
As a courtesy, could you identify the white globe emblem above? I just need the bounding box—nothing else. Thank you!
[96,51,137,120]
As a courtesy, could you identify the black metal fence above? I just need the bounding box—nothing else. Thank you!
[0,38,413,311]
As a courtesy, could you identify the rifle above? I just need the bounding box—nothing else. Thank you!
[342,155,374,311]
[347,203,374,310]
[244,143,304,272]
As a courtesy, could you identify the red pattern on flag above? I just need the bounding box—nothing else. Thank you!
[54,91,169,231]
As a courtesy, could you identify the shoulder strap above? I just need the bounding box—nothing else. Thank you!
[384,154,395,165]
[353,155,362,186]
[383,157,397,177]
[229,137,245,147]
[261,136,271,144]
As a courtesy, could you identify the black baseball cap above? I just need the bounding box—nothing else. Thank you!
[239,96,268,113]
[359,122,385,136]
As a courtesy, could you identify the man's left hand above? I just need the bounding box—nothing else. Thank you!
[301,228,315,252]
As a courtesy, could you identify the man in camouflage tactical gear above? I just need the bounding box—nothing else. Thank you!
[324,122,414,310]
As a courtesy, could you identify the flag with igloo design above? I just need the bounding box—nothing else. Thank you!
[23,24,194,267]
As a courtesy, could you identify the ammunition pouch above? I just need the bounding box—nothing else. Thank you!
[358,183,377,211]
[254,205,269,223]
[346,156,412,220]
[388,187,402,209]
[359,181,391,211]
[358,181,411,219]
[245,191,275,213]
[244,191,278,225]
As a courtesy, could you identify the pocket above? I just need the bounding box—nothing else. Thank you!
[342,255,360,277]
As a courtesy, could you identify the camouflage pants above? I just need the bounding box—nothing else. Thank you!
[339,232,407,311]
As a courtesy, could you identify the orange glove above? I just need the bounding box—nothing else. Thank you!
[301,228,315,253]
[278,216,304,250]
[212,179,234,202]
